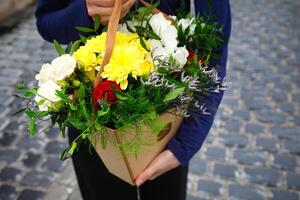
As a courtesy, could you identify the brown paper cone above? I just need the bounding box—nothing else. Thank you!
[89,111,183,185]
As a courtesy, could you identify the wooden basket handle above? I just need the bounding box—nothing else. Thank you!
[93,0,172,88]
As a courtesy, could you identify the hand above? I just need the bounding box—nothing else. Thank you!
[135,149,180,186]
[86,0,136,25]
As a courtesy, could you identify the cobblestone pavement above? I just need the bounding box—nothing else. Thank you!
[0,0,299,200]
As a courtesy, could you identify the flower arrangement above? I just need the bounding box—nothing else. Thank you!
[16,2,226,160]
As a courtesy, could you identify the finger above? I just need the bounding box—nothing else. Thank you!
[135,167,154,186]
[121,0,136,12]
[99,15,110,25]
[88,6,114,17]
[92,0,129,7]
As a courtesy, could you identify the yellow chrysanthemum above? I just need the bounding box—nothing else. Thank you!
[101,34,153,90]
[72,32,153,86]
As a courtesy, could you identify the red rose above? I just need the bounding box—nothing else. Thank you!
[93,80,121,108]
[187,49,195,61]
[188,49,205,64]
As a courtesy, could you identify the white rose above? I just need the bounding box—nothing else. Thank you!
[35,80,62,111]
[149,14,180,61]
[172,47,189,68]
[149,13,178,49]
[160,26,178,53]
[35,63,53,86]
[51,54,76,81]
[178,18,196,35]
[149,13,172,36]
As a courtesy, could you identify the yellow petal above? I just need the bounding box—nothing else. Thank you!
[120,80,128,90]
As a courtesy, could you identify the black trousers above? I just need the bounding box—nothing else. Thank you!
[68,127,188,200]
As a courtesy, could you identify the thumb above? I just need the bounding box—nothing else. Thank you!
[135,167,154,186]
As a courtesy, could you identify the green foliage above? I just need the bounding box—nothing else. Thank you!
[53,40,65,56]
[164,87,185,102]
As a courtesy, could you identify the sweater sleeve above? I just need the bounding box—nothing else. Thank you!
[166,0,232,166]
[36,0,94,44]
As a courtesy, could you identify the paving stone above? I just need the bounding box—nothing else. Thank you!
[0,149,21,163]
[22,152,41,168]
[233,110,250,120]
[273,153,297,170]
[189,157,207,175]
[228,184,264,200]
[283,139,300,155]
[4,121,21,132]
[0,132,17,146]
[293,116,300,126]
[256,112,286,124]
[187,196,206,200]
[213,163,237,179]
[205,147,226,161]
[219,134,248,147]
[197,179,222,196]
[17,189,45,200]
[222,120,241,132]
[233,149,267,165]
[42,156,66,172]
[244,99,272,111]
[271,189,299,200]
[278,103,294,114]
[245,123,265,134]
[44,127,61,138]
[45,141,67,155]
[21,171,55,188]
[0,167,21,181]
[256,137,277,152]
[286,172,300,189]
[17,136,46,150]
[243,167,279,186]
[271,126,300,140]
[0,185,18,200]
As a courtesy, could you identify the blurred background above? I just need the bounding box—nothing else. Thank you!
[0,0,299,199]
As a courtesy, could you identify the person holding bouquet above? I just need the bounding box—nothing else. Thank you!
[35,0,231,199]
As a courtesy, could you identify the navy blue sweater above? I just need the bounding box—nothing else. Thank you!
[36,0,231,165]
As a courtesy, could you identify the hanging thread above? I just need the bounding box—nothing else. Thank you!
[136,186,141,200]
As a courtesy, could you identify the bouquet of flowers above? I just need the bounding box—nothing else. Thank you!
[16,1,226,184]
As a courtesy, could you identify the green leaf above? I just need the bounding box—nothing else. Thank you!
[23,91,34,97]
[65,41,73,54]
[111,86,127,100]
[16,83,27,90]
[53,40,65,56]
[77,85,85,100]
[68,118,86,130]
[97,109,109,117]
[29,118,37,136]
[68,142,77,155]
[94,15,100,30]
[25,110,37,118]
[55,90,67,100]
[69,103,77,111]
[125,21,135,33]
[139,36,150,51]
[145,29,161,40]
[79,34,87,43]
[70,40,81,54]
[75,26,95,33]
[37,99,46,106]
[163,87,185,102]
